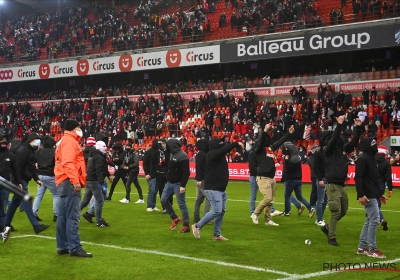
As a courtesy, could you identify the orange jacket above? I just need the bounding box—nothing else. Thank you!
[55,131,86,187]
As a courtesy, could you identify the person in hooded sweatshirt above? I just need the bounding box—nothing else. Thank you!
[0,132,22,243]
[192,138,244,240]
[5,133,50,234]
[355,138,388,259]
[32,135,59,222]
[83,137,97,162]
[120,142,143,204]
[150,139,173,212]
[193,138,211,223]
[144,139,159,210]
[250,124,295,227]
[320,114,362,246]
[376,145,393,231]
[80,141,109,227]
[106,142,127,201]
[160,138,190,233]
[282,142,315,218]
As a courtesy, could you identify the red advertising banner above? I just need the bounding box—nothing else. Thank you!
[109,162,400,187]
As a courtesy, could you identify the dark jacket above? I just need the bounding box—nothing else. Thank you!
[0,148,22,185]
[143,139,158,178]
[307,152,316,179]
[195,139,209,181]
[204,138,239,192]
[248,150,257,177]
[376,154,393,191]
[37,135,56,177]
[324,124,361,185]
[255,130,289,178]
[283,142,302,181]
[122,151,140,175]
[154,139,170,178]
[110,142,127,173]
[313,149,326,181]
[355,138,380,199]
[15,143,40,182]
[86,148,108,183]
[166,139,190,187]
[83,146,96,163]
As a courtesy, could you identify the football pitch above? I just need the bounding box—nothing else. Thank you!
[1,179,399,280]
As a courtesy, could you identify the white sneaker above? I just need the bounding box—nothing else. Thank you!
[250,213,259,225]
[119,198,130,204]
[146,208,153,212]
[135,199,144,204]
[152,207,161,211]
[271,210,283,217]
[316,220,326,227]
[2,226,11,243]
[265,220,279,226]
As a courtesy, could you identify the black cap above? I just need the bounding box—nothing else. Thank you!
[64,119,80,131]
[26,133,41,143]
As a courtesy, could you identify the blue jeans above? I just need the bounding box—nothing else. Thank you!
[315,178,328,222]
[146,178,157,208]
[5,180,39,229]
[358,198,380,251]
[88,181,107,215]
[56,179,82,252]
[197,190,227,237]
[160,182,189,226]
[283,182,301,211]
[378,184,386,221]
[33,175,59,216]
[194,180,211,223]
[80,181,104,224]
[0,187,10,230]
[284,180,311,213]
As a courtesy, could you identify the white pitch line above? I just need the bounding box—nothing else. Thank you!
[275,258,400,280]
[12,235,297,278]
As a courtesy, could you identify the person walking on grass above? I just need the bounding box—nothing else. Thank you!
[151,139,173,213]
[161,139,191,233]
[250,124,294,227]
[121,143,144,204]
[144,139,159,211]
[106,142,127,201]
[33,135,59,222]
[376,146,393,231]
[193,138,211,223]
[248,144,282,217]
[55,119,92,257]
[192,138,244,240]
[80,141,110,228]
[5,133,50,235]
[0,132,22,243]
[356,138,387,258]
[320,115,362,246]
[282,142,315,219]
[312,142,328,227]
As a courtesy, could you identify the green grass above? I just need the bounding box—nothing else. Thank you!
[1,179,399,280]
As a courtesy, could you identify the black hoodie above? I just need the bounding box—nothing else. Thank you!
[143,139,158,178]
[84,146,96,163]
[283,142,302,181]
[37,135,57,177]
[204,138,239,192]
[15,143,39,182]
[355,138,380,199]
[0,135,21,184]
[166,138,190,187]
[195,139,209,181]
[154,139,170,178]
[324,123,361,185]
[110,142,127,173]
[86,148,108,183]
[376,154,393,192]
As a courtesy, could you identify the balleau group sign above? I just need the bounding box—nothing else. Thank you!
[220,23,400,62]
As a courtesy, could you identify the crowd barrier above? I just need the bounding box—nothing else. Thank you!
[109,161,400,187]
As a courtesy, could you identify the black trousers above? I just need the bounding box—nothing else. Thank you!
[108,169,127,198]
[156,176,173,208]
[125,173,143,201]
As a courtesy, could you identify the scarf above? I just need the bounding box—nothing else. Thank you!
[265,147,280,167]
[159,149,166,166]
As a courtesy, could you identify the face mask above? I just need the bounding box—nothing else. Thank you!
[33,139,41,147]
[0,142,8,149]
[126,148,131,152]
[76,129,83,137]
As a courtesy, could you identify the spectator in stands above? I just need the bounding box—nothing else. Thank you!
[362,88,370,105]
[353,0,362,21]
[329,9,338,25]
